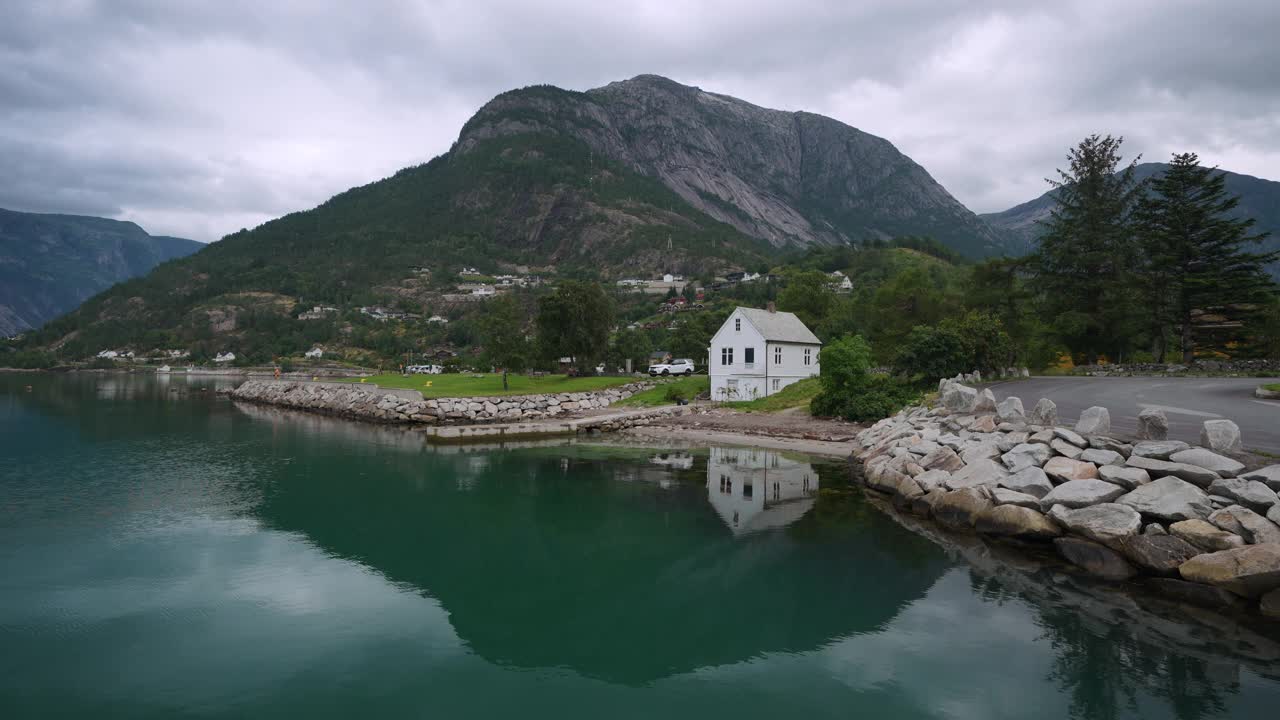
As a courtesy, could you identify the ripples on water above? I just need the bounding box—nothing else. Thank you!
[1,374,1278,719]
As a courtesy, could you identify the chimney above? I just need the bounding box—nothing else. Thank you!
[766,301,776,313]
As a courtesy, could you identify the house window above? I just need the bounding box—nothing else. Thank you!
[804,348,812,366]
[743,482,753,499]
[744,347,755,368]
[734,318,741,332]
[774,346,782,364]
[721,347,734,365]
[772,379,780,392]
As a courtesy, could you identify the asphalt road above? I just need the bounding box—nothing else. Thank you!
[984,376,1280,454]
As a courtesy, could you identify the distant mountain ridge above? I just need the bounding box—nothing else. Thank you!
[0,208,202,335]
[981,163,1280,264]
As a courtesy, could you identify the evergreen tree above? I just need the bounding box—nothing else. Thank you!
[1035,135,1144,364]
[1136,153,1277,362]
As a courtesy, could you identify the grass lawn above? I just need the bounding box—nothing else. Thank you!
[341,373,636,398]
[615,376,709,407]
[1265,383,1280,392]
[724,377,822,413]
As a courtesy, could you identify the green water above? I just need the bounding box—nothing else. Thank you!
[2,374,1279,719]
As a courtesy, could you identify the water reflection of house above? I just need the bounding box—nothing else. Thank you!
[648,451,694,470]
[706,446,818,534]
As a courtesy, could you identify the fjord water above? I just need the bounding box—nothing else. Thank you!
[2,375,1279,719]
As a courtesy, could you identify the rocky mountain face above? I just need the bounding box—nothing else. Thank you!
[0,208,201,335]
[460,75,1008,258]
[982,164,1280,266]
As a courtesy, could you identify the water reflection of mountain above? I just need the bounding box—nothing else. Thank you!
[706,446,818,535]
[249,444,950,685]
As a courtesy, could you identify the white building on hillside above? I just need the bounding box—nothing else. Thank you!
[709,305,821,401]
[304,347,324,359]
[214,351,236,363]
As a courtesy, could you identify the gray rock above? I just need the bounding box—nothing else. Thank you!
[1001,443,1053,471]
[1050,438,1084,459]
[972,388,998,413]
[913,469,951,492]
[919,445,965,472]
[991,487,1044,510]
[1029,398,1058,427]
[1115,534,1203,576]
[1074,406,1111,436]
[1200,419,1242,453]
[1170,519,1247,552]
[1116,477,1212,522]
[1041,479,1126,509]
[1179,544,1280,597]
[970,415,998,433]
[934,488,994,530]
[1209,506,1280,545]
[1125,455,1219,488]
[1209,495,1235,509]
[1087,436,1132,456]
[1028,428,1055,445]
[1047,503,1143,547]
[942,384,978,413]
[1053,427,1087,448]
[975,504,1062,539]
[1098,465,1150,490]
[1137,407,1169,441]
[945,458,1007,490]
[1169,448,1245,478]
[1143,523,1167,536]
[1240,464,1280,493]
[1043,457,1100,483]
[960,442,1001,465]
[906,440,940,456]
[911,488,948,517]
[1131,440,1191,460]
[1271,504,1280,526]
[996,396,1025,424]
[999,466,1054,499]
[1207,477,1279,513]
[1080,448,1123,467]
[1054,537,1135,580]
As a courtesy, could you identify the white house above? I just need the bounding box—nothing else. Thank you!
[214,351,236,363]
[706,446,819,535]
[709,305,821,401]
[304,347,324,359]
[829,270,853,293]
[426,315,450,325]
[96,349,119,359]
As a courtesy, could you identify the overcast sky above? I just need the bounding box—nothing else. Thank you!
[3,0,1277,242]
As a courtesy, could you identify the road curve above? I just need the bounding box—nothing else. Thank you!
[984,376,1280,454]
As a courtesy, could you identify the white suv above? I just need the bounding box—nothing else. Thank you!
[648,358,695,376]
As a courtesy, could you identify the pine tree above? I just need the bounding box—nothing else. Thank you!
[1035,135,1144,364]
[1136,153,1277,362]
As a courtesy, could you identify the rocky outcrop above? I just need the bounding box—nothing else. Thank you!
[1179,545,1280,597]
[231,379,653,425]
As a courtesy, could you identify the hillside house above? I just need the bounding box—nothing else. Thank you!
[214,352,236,363]
[828,271,853,293]
[709,305,821,401]
[304,347,324,359]
[426,315,449,325]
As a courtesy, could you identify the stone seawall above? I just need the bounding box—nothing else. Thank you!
[854,380,1280,621]
[230,379,655,424]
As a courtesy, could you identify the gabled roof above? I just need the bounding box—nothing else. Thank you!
[737,307,821,344]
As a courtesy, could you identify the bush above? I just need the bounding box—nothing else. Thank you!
[0,349,56,369]
[811,335,919,422]
[663,385,687,403]
[892,311,1014,381]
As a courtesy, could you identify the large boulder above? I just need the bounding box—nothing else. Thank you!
[919,446,965,472]
[1131,440,1190,460]
[1263,589,1280,619]
[1137,407,1169,441]
[972,388,998,413]
[1098,465,1150,491]
[1169,448,1245,478]
[960,441,1000,464]
[1047,503,1142,547]
[1169,519,1247,552]
[1050,438,1085,459]
[1240,465,1280,493]
[1088,436,1133,456]
[1115,535,1203,576]
[1079,448,1123,467]
[1043,457,1100,483]
[1054,537,1135,580]
[1207,477,1279,513]
[1208,506,1280,545]
[996,396,1026,424]
[1178,544,1280,597]
[999,466,1054,499]
[1029,398,1058,427]
[1125,455,1219,488]
[942,384,978,413]
[975,504,1062,539]
[945,458,1008,490]
[969,415,998,434]
[990,488,1044,510]
[1200,419,1242,453]
[1053,427,1087,448]
[913,469,951,492]
[912,488,949,517]
[1001,443,1053,472]
[1074,406,1111,436]
[1040,479,1126,509]
[934,488,994,530]
[1115,477,1212,522]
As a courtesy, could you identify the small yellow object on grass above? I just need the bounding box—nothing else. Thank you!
[425,381,433,387]
[360,378,367,383]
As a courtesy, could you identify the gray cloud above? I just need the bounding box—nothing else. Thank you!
[2,0,1277,241]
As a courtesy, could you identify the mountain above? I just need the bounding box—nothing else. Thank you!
[0,208,201,336]
[982,163,1280,262]
[20,75,1004,359]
